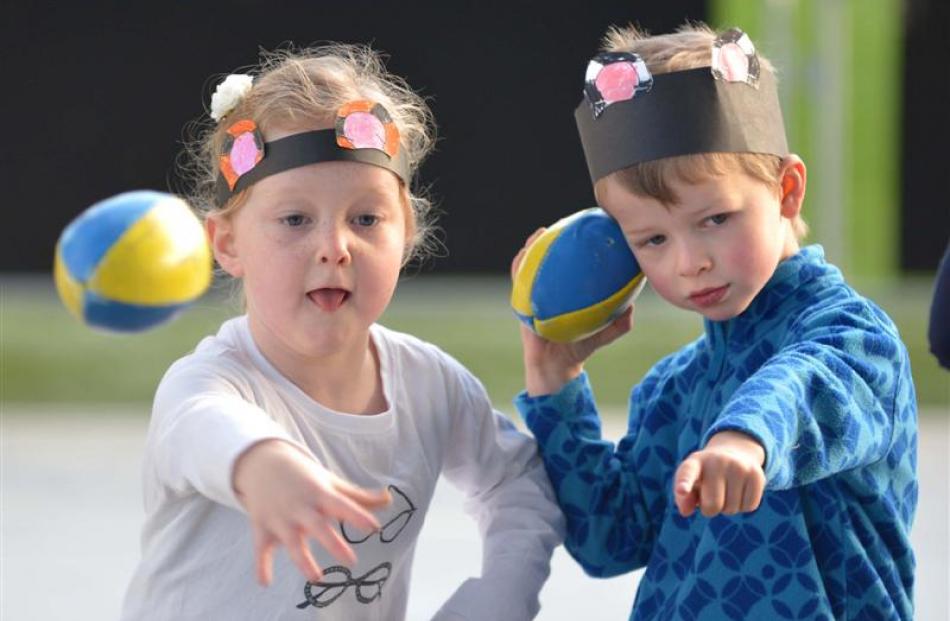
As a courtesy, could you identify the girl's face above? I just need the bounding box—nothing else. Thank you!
[599,162,804,322]
[209,157,409,364]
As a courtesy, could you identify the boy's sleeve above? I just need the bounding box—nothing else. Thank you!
[431,357,564,621]
[705,301,913,489]
[514,368,666,578]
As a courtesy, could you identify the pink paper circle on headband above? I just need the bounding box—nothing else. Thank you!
[595,62,639,104]
[230,132,263,175]
[342,112,386,151]
[711,28,760,86]
[583,52,653,118]
[219,119,264,191]
[717,43,750,83]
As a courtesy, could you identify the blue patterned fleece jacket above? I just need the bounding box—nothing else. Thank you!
[515,246,917,621]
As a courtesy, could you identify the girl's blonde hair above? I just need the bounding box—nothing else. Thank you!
[595,23,807,239]
[180,43,439,263]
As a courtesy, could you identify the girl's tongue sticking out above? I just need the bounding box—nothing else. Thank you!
[309,288,349,311]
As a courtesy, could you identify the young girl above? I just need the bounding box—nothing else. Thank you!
[120,45,563,621]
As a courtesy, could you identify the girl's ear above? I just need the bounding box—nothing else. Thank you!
[206,213,244,278]
[778,154,806,220]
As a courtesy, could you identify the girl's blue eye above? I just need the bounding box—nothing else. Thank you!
[281,214,307,227]
[708,213,730,225]
[354,214,379,227]
[644,234,666,247]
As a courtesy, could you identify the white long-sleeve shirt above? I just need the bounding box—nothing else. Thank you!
[120,316,563,620]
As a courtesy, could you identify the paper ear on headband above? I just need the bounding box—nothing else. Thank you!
[215,100,411,206]
[574,28,788,183]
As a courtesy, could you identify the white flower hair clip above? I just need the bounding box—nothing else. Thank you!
[209,74,253,122]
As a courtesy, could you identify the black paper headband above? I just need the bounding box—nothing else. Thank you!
[574,28,788,183]
[215,100,411,206]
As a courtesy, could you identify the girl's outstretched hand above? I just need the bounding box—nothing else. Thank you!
[512,228,634,396]
[232,439,391,586]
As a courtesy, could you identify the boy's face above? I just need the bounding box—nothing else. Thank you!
[599,163,803,321]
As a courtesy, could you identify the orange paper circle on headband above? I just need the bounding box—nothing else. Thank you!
[336,100,400,158]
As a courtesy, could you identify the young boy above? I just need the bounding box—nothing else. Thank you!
[513,24,918,621]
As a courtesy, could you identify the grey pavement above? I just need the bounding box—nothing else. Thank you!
[2,407,947,620]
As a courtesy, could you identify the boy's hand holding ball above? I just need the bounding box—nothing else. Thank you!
[511,208,644,395]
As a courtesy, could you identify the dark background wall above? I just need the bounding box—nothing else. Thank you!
[900,0,949,271]
[4,1,945,274]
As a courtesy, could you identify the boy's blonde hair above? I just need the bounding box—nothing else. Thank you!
[596,23,807,239]
[182,43,439,263]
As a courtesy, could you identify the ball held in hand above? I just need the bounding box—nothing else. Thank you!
[53,190,213,332]
[511,207,645,343]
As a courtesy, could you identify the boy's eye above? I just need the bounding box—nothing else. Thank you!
[353,214,380,227]
[280,214,309,227]
[707,213,730,225]
[643,234,666,247]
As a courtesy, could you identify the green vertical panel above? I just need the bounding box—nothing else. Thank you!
[848,0,901,279]
[710,0,763,37]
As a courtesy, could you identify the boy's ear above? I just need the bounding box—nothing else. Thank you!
[778,155,806,220]
[206,213,244,278]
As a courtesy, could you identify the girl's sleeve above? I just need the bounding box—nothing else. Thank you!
[146,361,301,511]
[430,357,565,621]
[705,301,914,489]
[513,365,669,579]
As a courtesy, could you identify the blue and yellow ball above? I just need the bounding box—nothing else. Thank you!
[511,207,645,343]
[54,190,213,332]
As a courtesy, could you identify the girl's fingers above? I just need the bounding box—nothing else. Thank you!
[254,529,276,586]
[307,516,358,567]
[318,490,383,533]
[334,479,392,511]
[285,529,324,583]
[258,515,354,586]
